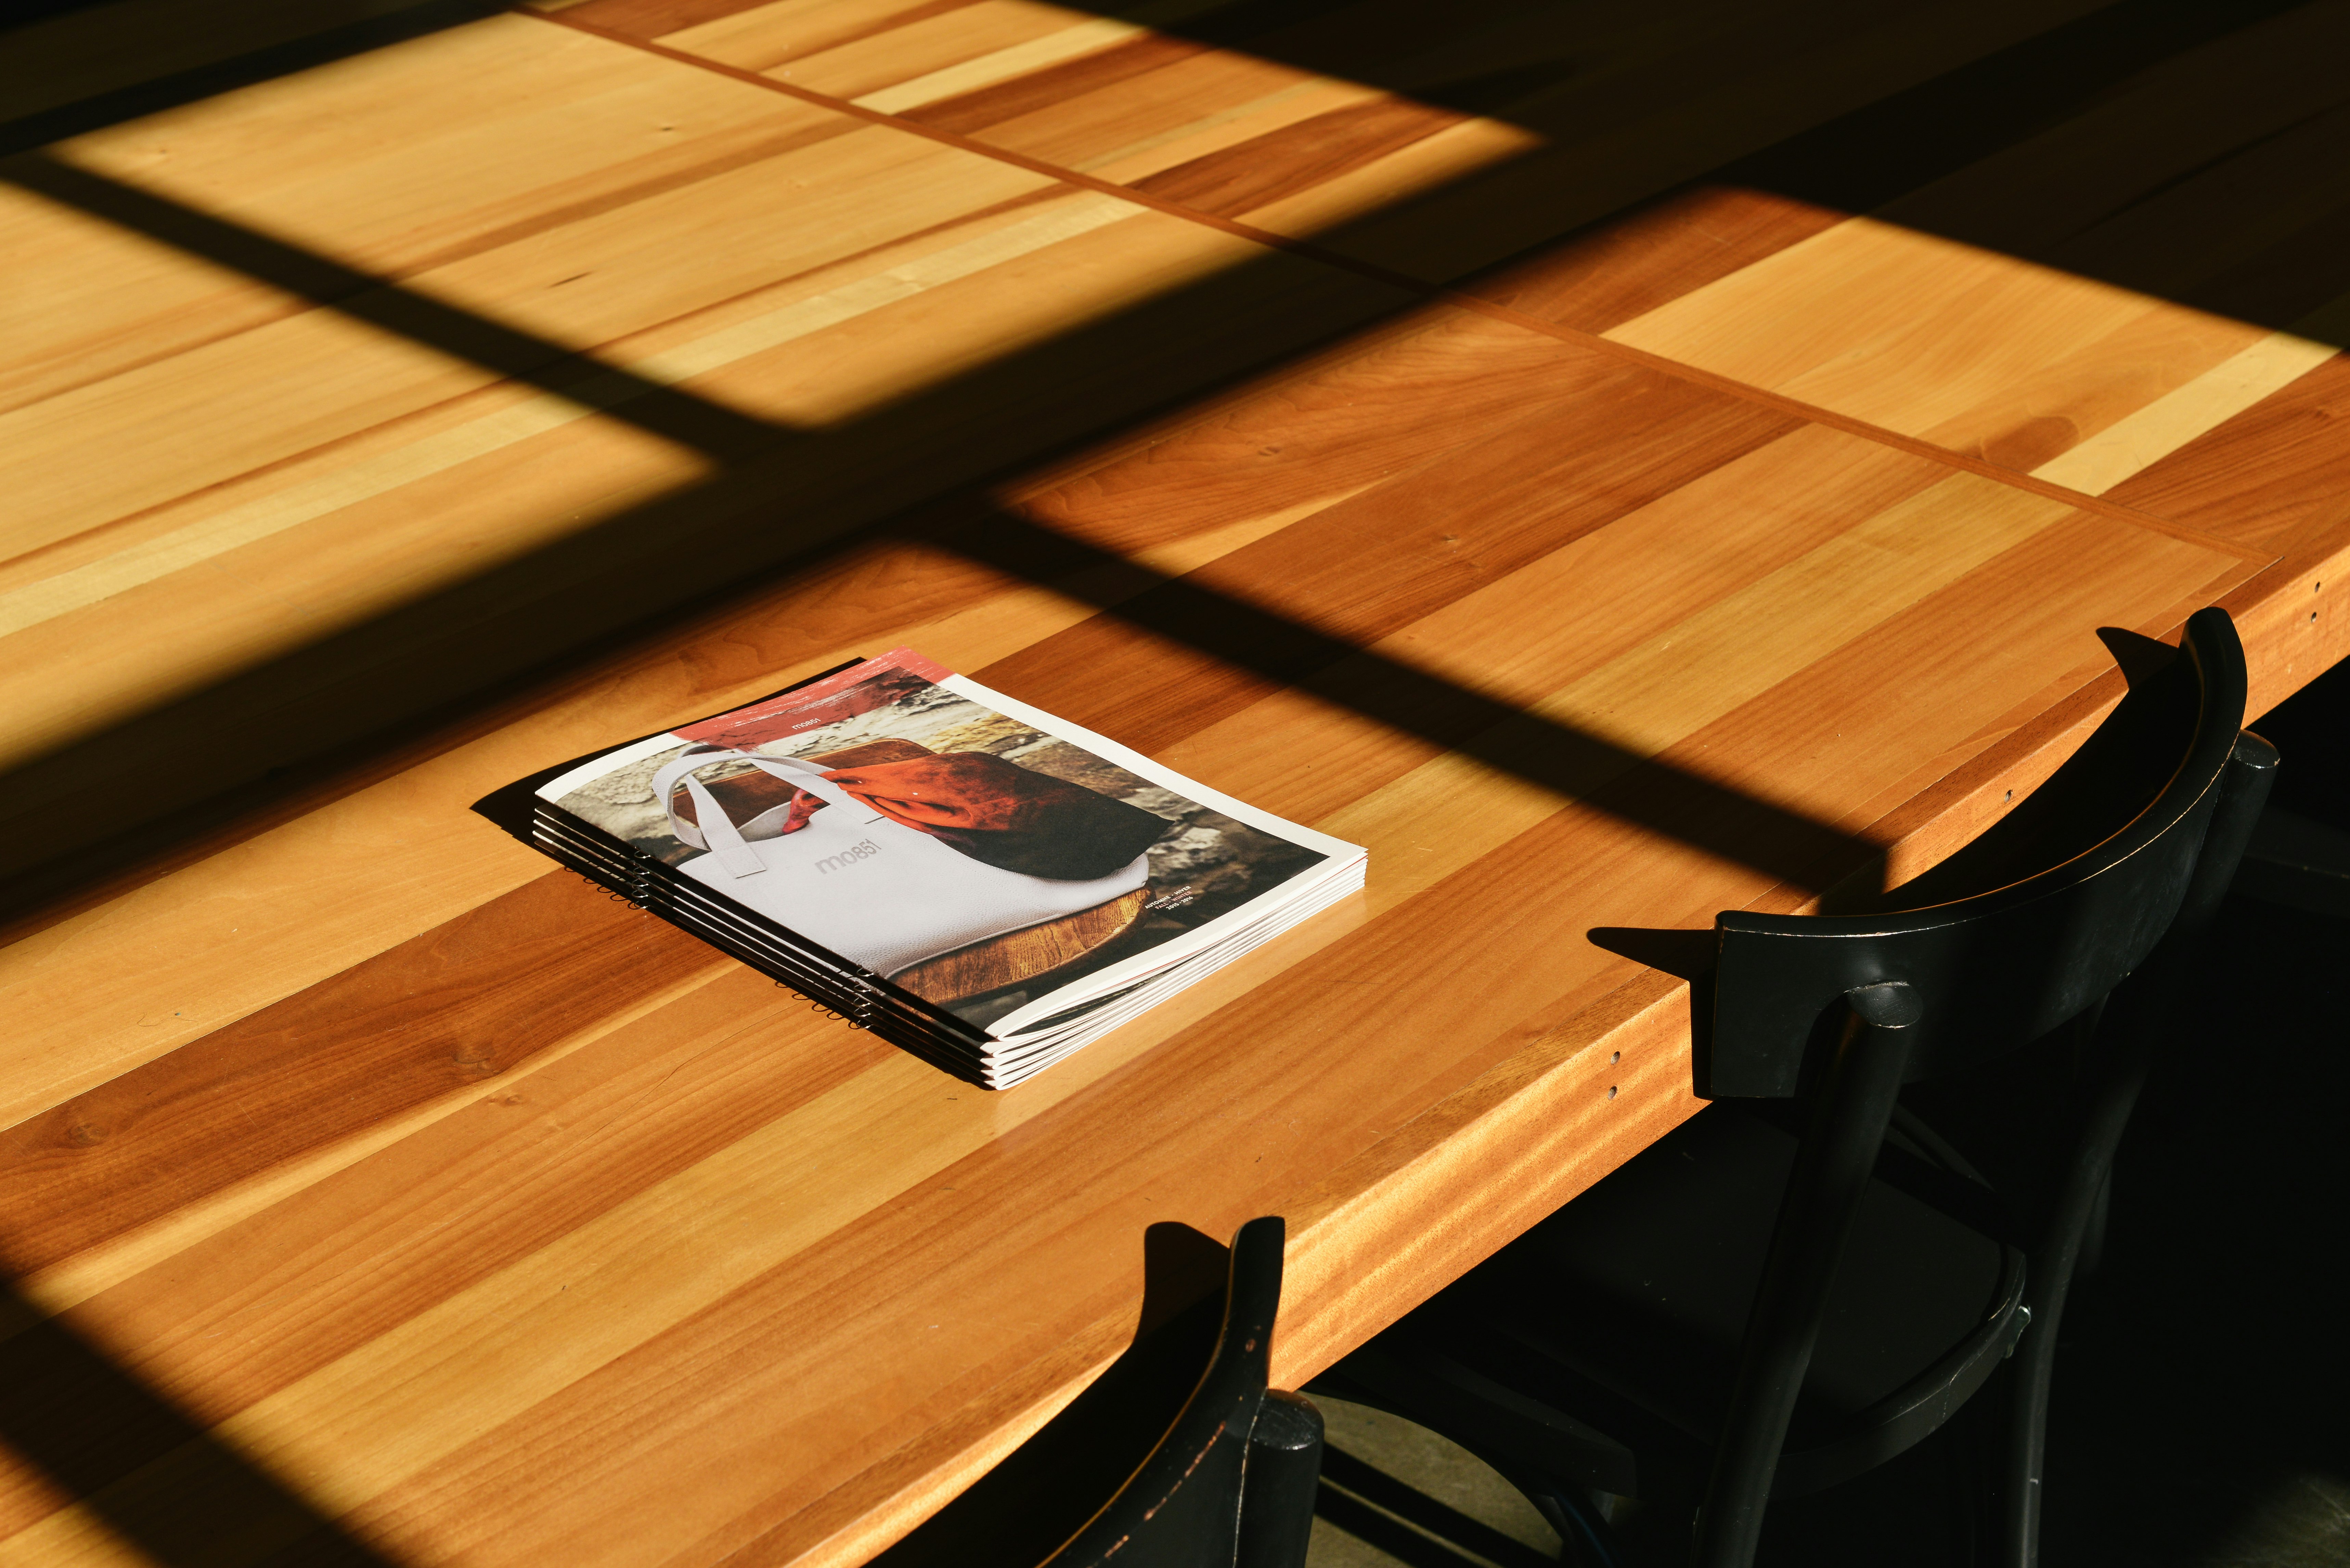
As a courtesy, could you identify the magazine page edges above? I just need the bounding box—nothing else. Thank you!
[523,653,1366,1049]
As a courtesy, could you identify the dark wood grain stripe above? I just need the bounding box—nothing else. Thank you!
[392,116,865,279]
[0,875,713,1275]
[765,0,990,66]
[530,0,782,39]
[2108,353,2350,554]
[1130,95,1467,217]
[1460,186,1847,335]
[902,33,1210,134]
[1001,311,1614,550]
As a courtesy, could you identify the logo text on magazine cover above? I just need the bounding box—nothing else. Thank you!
[813,839,882,876]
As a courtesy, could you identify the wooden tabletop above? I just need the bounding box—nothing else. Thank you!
[5,2,2350,1565]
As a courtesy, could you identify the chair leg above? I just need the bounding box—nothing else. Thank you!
[2002,990,2161,1566]
[2075,1169,2113,1282]
[1239,1390,1324,1568]
[1999,1320,2058,1568]
[1943,1378,2000,1568]
[1692,987,1919,1568]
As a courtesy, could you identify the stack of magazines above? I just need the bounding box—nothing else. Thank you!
[498,649,1367,1087]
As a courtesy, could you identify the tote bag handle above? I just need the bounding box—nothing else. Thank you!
[650,748,861,878]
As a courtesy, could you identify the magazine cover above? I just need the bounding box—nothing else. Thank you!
[533,649,1361,1038]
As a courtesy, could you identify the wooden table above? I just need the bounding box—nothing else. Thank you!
[5,2,2350,1565]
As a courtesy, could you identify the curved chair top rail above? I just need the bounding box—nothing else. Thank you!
[1707,609,2249,1097]
[1046,1218,1284,1568]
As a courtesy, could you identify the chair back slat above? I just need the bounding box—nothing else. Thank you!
[1706,611,2250,1099]
[1047,1218,1287,1568]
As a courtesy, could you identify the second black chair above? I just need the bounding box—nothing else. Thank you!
[1049,1216,1323,1568]
[1314,608,2277,1568]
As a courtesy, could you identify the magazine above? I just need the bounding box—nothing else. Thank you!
[519,649,1367,1086]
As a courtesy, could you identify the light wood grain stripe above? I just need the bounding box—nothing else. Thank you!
[852,15,1144,112]
[2031,331,2343,496]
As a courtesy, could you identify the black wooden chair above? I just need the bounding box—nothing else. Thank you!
[1311,608,2277,1568]
[1045,1215,1322,1568]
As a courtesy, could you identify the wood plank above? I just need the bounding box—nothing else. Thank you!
[10,300,1592,1137]
[0,875,722,1279]
[896,30,1212,135]
[1601,211,2348,514]
[0,300,1603,1128]
[1862,2,2350,326]
[1128,94,1469,217]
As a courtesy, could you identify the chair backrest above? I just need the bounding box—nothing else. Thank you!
[1706,608,2256,1100]
[1047,1216,1323,1568]
[1686,609,2277,1568]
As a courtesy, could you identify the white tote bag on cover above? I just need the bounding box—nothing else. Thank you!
[649,747,1151,978]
